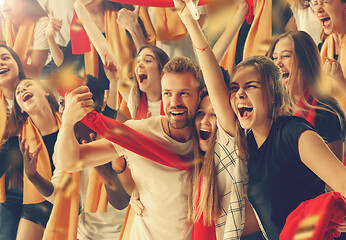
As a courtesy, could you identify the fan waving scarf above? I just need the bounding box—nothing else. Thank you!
[108,0,208,7]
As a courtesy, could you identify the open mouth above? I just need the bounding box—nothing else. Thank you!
[282,72,289,79]
[199,129,211,141]
[22,92,33,102]
[139,74,148,83]
[0,69,9,75]
[171,111,185,116]
[320,17,331,27]
[238,104,253,118]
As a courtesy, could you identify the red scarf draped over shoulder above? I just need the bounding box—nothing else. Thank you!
[294,89,317,127]
[135,93,164,120]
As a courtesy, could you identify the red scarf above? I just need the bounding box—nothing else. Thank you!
[280,192,346,240]
[81,111,190,170]
[192,178,217,240]
[70,10,91,55]
[107,0,207,7]
[136,93,164,120]
[294,89,317,127]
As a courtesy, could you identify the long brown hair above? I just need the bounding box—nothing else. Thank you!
[266,31,344,128]
[188,92,221,226]
[232,56,291,160]
[6,79,59,189]
[128,46,170,118]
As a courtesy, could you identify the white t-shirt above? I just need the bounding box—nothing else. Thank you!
[112,116,193,240]
[292,3,322,45]
[77,169,126,240]
[5,97,13,116]
[214,122,249,240]
[36,0,74,47]
[49,161,126,240]
[31,16,52,65]
[147,100,161,117]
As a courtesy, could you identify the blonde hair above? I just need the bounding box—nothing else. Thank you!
[188,93,221,226]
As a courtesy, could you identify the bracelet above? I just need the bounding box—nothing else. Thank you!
[114,156,127,174]
[192,42,210,52]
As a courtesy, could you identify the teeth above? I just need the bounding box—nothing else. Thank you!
[200,129,211,140]
[171,111,184,116]
[23,92,33,102]
[0,69,9,74]
[237,103,252,108]
[200,129,211,133]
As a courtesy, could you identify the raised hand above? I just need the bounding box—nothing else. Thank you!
[104,53,119,86]
[117,5,141,33]
[173,0,198,23]
[46,9,63,38]
[62,86,94,126]
[130,189,144,215]
[19,137,42,179]
[324,58,346,89]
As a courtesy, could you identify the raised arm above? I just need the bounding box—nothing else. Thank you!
[174,0,236,136]
[46,9,64,67]
[117,6,149,51]
[299,130,346,197]
[212,0,248,63]
[74,0,117,65]
[56,86,117,172]
[94,157,135,209]
[20,138,54,198]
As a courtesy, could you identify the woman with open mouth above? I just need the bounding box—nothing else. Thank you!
[267,31,345,182]
[188,89,264,240]
[126,45,170,120]
[0,44,26,240]
[314,0,346,115]
[175,0,346,238]
[3,79,62,240]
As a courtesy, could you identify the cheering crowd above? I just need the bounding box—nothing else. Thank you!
[0,0,346,239]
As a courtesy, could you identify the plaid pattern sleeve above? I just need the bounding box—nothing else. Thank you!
[214,123,248,240]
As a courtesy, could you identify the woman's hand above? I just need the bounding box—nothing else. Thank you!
[324,58,346,90]
[104,53,119,86]
[62,86,94,126]
[130,189,144,215]
[173,0,197,24]
[46,9,62,38]
[117,6,141,33]
[19,137,42,180]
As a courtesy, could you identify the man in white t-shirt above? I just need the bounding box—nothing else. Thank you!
[55,56,204,240]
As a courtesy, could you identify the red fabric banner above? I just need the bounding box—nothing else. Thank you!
[108,0,208,7]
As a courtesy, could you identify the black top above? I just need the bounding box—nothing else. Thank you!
[247,116,325,239]
[0,131,59,179]
[314,99,346,143]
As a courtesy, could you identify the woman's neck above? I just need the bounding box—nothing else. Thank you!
[334,32,345,54]
[251,118,272,149]
[29,106,58,136]
[86,1,105,32]
[146,86,162,102]
[11,15,26,29]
